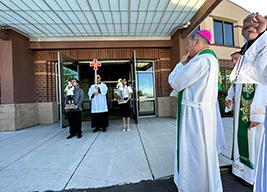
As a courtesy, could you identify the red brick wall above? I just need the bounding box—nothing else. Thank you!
[33,48,172,102]
[34,60,56,102]
[154,50,172,97]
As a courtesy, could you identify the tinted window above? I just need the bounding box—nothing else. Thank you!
[224,22,234,46]
[214,20,224,45]
[214,20,234,46]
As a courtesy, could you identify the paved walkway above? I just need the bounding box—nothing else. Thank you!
[0,117,233,192]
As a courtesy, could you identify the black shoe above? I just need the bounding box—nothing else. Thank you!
[102,128,107,132]
[93,127,99,133]
[67,134,76,139]
[77,134,82,139]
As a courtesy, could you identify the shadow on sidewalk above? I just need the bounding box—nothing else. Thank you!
[46,172,252,192]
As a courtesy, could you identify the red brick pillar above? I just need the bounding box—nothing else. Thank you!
[170,30,187,70]
[0,29,35,104]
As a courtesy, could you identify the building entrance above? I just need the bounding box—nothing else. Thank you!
[79,61,132,121]
[57,51,156,128]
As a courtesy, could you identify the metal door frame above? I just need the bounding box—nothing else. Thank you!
[57,52,78,128]
[131,50,139,123]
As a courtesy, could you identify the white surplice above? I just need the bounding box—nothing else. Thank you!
[171,89,226,154]
[216,100,227,154]
[230,31,267,192]
[226,84,267,184]
[88,83,108,113]
[168,52,222,192]
[230,32,267,85]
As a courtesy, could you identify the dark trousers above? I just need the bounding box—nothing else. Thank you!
[67,111,82,135]
[91,112,109,128]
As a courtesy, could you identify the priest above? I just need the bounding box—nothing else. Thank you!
[168,30,222,192]
[88,74,109,132]
[229,13,267,192]
[226,50,267,186]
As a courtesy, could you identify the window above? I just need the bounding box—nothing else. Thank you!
[213,20,234,46]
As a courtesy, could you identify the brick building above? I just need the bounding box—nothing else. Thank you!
[0,0,249,131]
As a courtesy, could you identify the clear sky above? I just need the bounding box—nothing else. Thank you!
[229,0,267,17]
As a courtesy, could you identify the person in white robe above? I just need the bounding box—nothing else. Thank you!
[217,99,227,154]
[168,30,222,192]
[229,13,267,192]
[88,74,109,132]
[226,51,267,185]
[217,63,227,154]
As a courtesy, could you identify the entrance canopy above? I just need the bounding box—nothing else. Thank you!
[0,0,212,40]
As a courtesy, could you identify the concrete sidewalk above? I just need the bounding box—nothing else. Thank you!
[0,117,233,192]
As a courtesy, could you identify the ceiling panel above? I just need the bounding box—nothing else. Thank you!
[34,11,57,24]
[94,12,105,23]
[90,24,101,34]
[136,24,143,32]
[112,11,121,23]
[58,24,74,34]
[57,0,72,10]
[77,0,91,11]
[130,0,140,11]
[75,11,88,23]
[56,11,72,23]
[68,24,81,35]
[107,24,115,33]
[137,11,147,23]
[130,11,138,23]
[144,12,155,23]
[103,11,113,23]
[66,0,81,11]
[45,0,62,11]
[120,12,128,23]
[119,0,128,11]
[0,0,205,38]
[139,0,150,10]
[31,0,50,10]
[83,11,97,23]
[110,0,119,10]
[157,0,169,11]
[89,0,101,11]
[152,11,164,24]
[141,24,150,34]
[114,24,121,33]
[121,24,128,34]
[147,0,160,11]
[160,11,173,23]
[98,0,110,11]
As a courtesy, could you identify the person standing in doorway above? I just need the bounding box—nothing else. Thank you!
[65,78,84,139]
[119,78,133,131]
[88,74,109,132]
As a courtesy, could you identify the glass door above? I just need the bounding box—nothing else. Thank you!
[57,52,79,128]
[130,50,139,123]
[136,61,156,116]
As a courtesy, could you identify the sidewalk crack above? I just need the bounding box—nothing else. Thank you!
[136,124,155,180]
[63,131,101,190]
